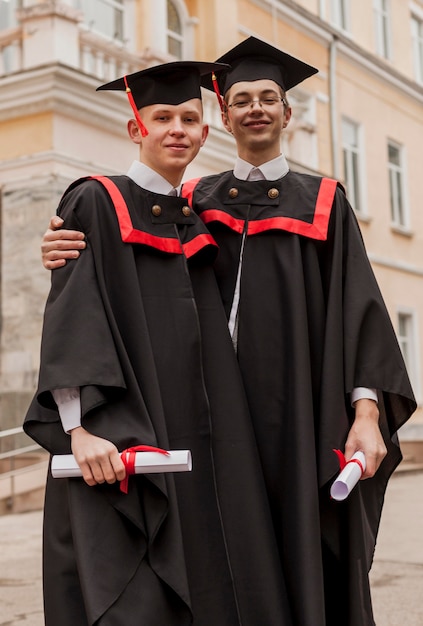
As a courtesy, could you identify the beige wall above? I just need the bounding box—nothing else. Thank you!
[0,113,53,160]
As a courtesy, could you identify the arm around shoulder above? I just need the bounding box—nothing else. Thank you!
[41,215,86,270]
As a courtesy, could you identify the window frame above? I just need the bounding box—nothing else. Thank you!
[330,0,350,32]
[341,116,366,216]
[0,0,23,30]
[281,90,318,172]
[387,140,409,230]
[397,308,421,402]
[411,13,423,85]
[149,0,194,60]
[166,0,183,59]
[373,0,392,59]
[71,0,125,42]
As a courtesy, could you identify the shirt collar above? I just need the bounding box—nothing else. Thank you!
[126,161,182,195]
[233,154,290,181]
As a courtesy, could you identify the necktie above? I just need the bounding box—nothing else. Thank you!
[168,188,178,196]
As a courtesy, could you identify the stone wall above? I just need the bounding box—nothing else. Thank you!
[0,174,71,430]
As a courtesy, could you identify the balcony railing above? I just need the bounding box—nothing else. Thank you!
[78,29,150,81]
[0,26,23,75]
[0,427,47,514]
[0,22,165,81]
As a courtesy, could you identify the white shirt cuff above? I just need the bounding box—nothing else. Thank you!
[351,387,378,406]
[51,388,81,433]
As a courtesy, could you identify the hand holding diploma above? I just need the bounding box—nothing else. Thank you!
[330,450,366,501]
[52,446,192,493]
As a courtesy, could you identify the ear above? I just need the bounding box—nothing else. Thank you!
[200,124,209,147]
[221,110,233,135]
[282,106,292,129]
[127,119,143,144]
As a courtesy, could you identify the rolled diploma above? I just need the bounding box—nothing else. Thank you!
[51,449,192,478]
[330,451,366,501]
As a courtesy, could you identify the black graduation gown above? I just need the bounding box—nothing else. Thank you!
[183,170,416,626]
[24,176,292,626]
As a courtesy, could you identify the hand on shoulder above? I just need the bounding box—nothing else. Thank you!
[41,216,86,269]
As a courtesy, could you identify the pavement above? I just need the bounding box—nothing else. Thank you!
[0,469,422,626]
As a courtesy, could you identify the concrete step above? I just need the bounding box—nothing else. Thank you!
[0,452,48,515]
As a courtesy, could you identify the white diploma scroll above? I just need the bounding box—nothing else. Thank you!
[51,449,192,478]
[330,451,366,501]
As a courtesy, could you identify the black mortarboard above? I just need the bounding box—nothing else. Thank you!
[97,61,229,136]
[202,36,318,98]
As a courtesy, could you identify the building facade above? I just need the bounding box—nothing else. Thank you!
[0,0,422,443]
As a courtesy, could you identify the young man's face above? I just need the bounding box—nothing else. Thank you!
[128,98,208,185]
[222,79,291,163]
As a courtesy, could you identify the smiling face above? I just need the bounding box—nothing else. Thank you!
[127,98,208,186]
[223,79,291,166]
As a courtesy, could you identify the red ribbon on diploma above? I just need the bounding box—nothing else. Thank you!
[120,445,170,493]
[333,448,365,474]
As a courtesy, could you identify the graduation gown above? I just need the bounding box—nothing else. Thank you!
[183,170,416,626]
[24,175,292,626]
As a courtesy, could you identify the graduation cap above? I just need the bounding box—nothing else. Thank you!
[201,36,318,111]
[97,61,230,137]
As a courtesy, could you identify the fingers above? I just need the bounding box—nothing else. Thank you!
[41,216,86,269]
[46,216,85,240]
[41,234,86,269]
[43,228,86,243]
[42,246,84,262]
[71,428,126,487]
[344,442,386,478]
[42,247,83,269]
[344,424,387,479]
[110,452,127,482]
[343,398,387,479]
[361,444,387,479]
[48,216,64,230]
[78,457,113,487]
[43,258,68,270]
[78,453,122,486]
[42,231,86,250]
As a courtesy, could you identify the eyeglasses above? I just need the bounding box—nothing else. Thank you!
[227,96,288,110]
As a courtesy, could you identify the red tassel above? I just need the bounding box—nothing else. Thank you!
[123,75,149,137]
[211,72,225,113]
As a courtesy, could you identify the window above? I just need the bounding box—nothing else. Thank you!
[342,118,364,214]
[0,0,23,74]
[150,0,193,59]
[411,15,423,84]
[167,0,183,58]
[73,0,124,40]
[397,311,420,399]
[374,0,391,58]
[282,92,318,172]
[387,141,408,228]
[0,0,22,30]
[331,0,349,31]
